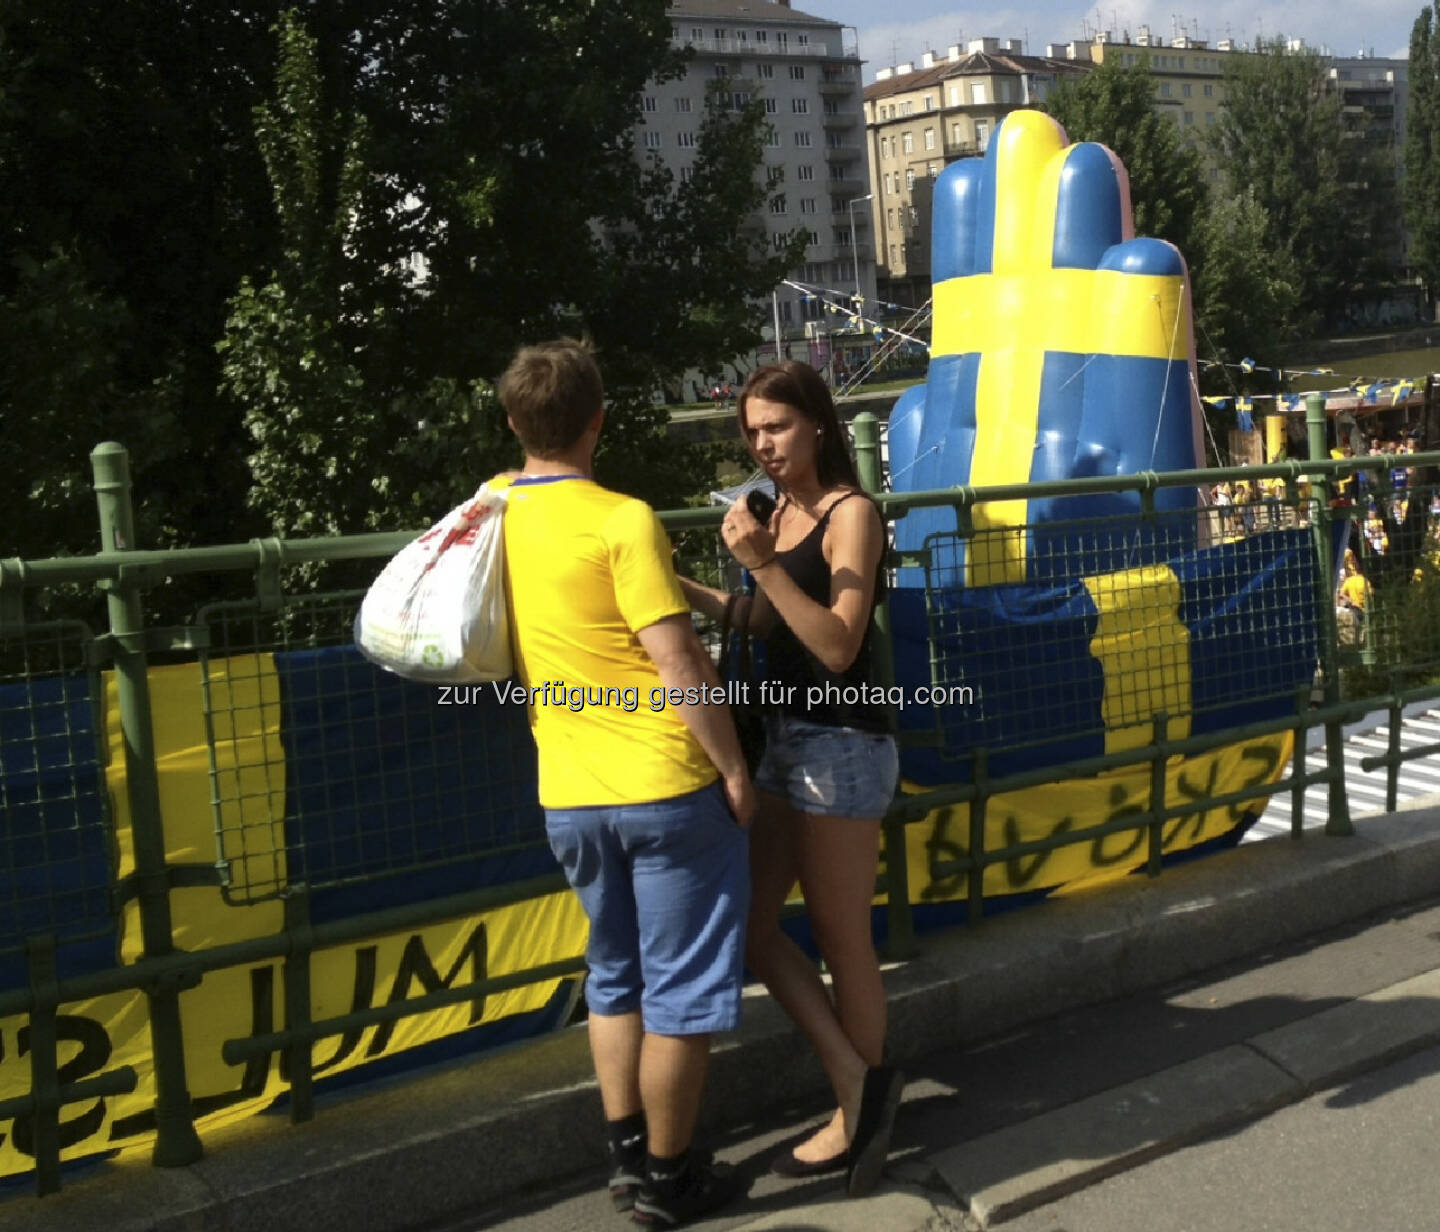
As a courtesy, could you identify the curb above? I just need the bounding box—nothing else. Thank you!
[932,967,1440,1226]
[5,805,1440,1232]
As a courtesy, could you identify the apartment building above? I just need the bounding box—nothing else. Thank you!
[864,39,1083,306]
[642,0,873,357]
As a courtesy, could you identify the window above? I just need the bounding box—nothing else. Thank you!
[771,234,789,251]
[949,85,962,106]
[797,33,809,46]
[643,96,657,113]
[770,196,787,214]
[831,194,846,213]
[928,161,938,177]
[777,31,788,48]
[733,92,750,108]
[757,63,774,78]
[889,244,898,265]
[792,98,809,113]
[1183,111,1193,125]
[902,131,914,154]
[809,229,820,246]
[675,97,692,113]
[884,172,894,194]
[952,122,963,143]
[1206,111,1216,125]
[901,101,914,115]
[905,168,915,190]
[764,97,777,114]
[1159,82,1171,97]
[714,64,729,77]
[800,198,816,214]
[789,65,805,80]
[766,165,783,185]
[691,27,703,40]
[924,127,936,150]
[924,94,935,111]
[975,120,989,148]
[1204,83,1214,97]
[797,164,815,181]
[970,83,987,104]
[1182,83,1192,98]
[713,28,726,40]
[756,29,768,43]
[644,131,662,149]
[795,131,812,147]
[680,167,694,183]
[766,127,781,148]
[780,299,792,322]
[887,208,895,227]
[834,227,851,245]
[677,131,696,147]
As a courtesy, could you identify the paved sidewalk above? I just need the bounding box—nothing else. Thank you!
[465,891,1440,1232]
[6,802,1440,1232]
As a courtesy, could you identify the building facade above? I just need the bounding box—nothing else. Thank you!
[642,0,873,370]
[864,39,1083,306]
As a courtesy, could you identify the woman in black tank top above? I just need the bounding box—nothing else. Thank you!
[677,361,902,1196]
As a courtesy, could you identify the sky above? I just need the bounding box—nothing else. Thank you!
[807,0,1424,82]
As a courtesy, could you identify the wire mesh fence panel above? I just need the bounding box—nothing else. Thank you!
[0,622,114,962]
[1340,475,1440,695]
[197,593,545,905]
[917,488,1322,775]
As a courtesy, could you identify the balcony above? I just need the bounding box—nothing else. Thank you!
[826,174,867,196]
[818,70,860,94]
[823,110,859,129]
[824,143,863,162]
[675,37,860,60]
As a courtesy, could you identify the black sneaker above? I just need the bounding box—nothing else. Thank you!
[610,1161,645,1214]
[632,1157,743,1227]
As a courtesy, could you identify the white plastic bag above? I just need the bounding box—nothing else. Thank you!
[354,482,513,683]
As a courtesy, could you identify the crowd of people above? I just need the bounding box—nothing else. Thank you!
[496,343,901,1227]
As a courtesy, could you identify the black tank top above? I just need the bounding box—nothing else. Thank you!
[763,491,891,733]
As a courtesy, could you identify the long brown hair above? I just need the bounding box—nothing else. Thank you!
[736,361,859,491]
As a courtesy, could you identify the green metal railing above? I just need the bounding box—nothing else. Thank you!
[0,401,1436,1197]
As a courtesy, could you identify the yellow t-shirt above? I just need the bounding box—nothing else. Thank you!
[498,475,718,808]
[1339,573,1368,610]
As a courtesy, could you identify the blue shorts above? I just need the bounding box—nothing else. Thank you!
[754,715,899,819]
[544,780,749,1035]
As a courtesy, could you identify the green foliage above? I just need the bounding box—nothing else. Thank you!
[4,0,793,563]
[1406,7,1440,305]
[1041,55,1207,266]
[1191,190,1301,367]
[1210,39,1398,329]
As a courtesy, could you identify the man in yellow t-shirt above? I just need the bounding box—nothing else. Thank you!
[496,340,751,1225]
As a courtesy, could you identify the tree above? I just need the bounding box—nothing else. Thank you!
[4,0,799,563]
[1042,55,1207,272]
[1190,189,1300,368]
[1406,6,1440,312]
[1210,39,1399,331]
[0,1,282,557]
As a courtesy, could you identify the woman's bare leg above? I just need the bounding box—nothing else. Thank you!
[744,792,868,1161]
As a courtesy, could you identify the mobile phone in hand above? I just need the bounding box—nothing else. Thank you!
[746,488,777,525]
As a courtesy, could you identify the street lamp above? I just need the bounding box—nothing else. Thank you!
[847,192,874,301]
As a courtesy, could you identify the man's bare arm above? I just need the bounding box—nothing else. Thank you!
[636,614,755,827]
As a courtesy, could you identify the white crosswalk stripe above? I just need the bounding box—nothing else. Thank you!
[1242,708,1440,842]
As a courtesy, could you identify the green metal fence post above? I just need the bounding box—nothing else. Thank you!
[90,442,203,1167]
[1305,396,1354,837]
[853,412,915,960]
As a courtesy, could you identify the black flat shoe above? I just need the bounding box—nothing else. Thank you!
[769,1147,849,1178]
[846,1066,905,1198]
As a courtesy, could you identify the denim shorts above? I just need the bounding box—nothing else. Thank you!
[544,780,749,1035]
[754,715,899,819]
